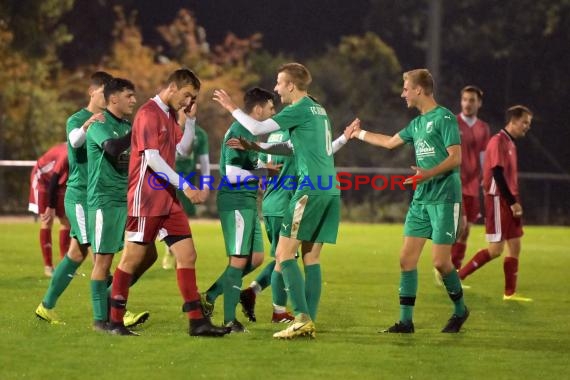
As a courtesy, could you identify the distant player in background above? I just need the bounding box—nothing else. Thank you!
[28,142,70,277]
[459,105,533,302]
[451,86,490,269]
[162,120,210,270]
[351,69,469,334]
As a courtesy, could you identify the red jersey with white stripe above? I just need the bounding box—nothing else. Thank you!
[127,97,182,216]
[483,130,518,197]
[31,143,69,189]
[457,114,490,196]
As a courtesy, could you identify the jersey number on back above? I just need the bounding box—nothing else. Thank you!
[325,120,333,156]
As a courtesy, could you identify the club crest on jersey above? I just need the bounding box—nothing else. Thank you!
[426,121,434,133]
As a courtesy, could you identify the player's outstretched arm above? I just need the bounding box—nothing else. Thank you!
[213,89,280,136]
[349,119,404,150]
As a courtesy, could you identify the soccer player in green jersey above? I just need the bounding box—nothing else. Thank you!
[233,126,352,324]
[351,69,469,333]
[85,78,139,331]
[214,63,358,339]
[202,87,278,332]
[162,122,210,270]
[35,72,111,324]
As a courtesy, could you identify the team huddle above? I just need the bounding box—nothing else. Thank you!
[29,63,533,339]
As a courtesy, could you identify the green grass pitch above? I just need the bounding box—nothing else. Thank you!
[1,220,568,379]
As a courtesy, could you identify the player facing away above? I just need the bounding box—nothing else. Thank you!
[458,106,533,302]
[214,62,358,339]
[28,142,70,277]
[35,72,150,328]
[351,69,469,333]
[202,87,278,333]
[162,121,210,270]
[451,86,490,270]
[108,68,230,337]
[230,124,352,324]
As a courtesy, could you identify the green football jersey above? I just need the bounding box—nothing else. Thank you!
[272,96,339,195]
[65,108,93,203]
[259,130,297,217]
[398,105,462,204]
[175,125,209,176]
[86,110,131,209]
[216,121,259,211]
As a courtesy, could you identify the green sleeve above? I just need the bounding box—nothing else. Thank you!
[398,121,414,144]
[86,122,113,148]
[272,103,309,131]
[440,115,461,147]
[195,126,209,155]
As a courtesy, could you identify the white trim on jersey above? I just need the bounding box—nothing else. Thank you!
[486,195,502,243]
[133,155,148,217]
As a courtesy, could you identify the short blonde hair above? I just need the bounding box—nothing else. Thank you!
[278,63,312,91]
[403,69,434,95]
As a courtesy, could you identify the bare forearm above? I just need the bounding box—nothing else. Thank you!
[424,152,461,179]
[358,130,403,150]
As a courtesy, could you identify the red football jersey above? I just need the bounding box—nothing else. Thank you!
[31,142,69,189]
[457,114,490,196]
[128,97,183,217]
[483,130,519,197]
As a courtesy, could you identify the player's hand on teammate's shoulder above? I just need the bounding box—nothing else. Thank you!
[226,137,245,150]
[226,137,260,152]
[82,113,105,131]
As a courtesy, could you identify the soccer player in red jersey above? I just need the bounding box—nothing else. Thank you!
[108,68,230,336]
[450,86,490,269]
[459,105,533,302]
[28,142,70,277]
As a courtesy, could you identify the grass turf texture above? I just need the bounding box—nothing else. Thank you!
[1,221,568,379]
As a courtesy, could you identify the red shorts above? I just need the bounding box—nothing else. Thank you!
[28,188,66,218]
[126,204,191,243]
[462,194,481,223]
[484,195,523,243]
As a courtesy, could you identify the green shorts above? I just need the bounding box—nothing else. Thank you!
[263,216,283,258]
[219,209,264,256]
[88,207,127,254]
[403,201,461,244]
[280,193,340,244]
[64,199,89,245]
